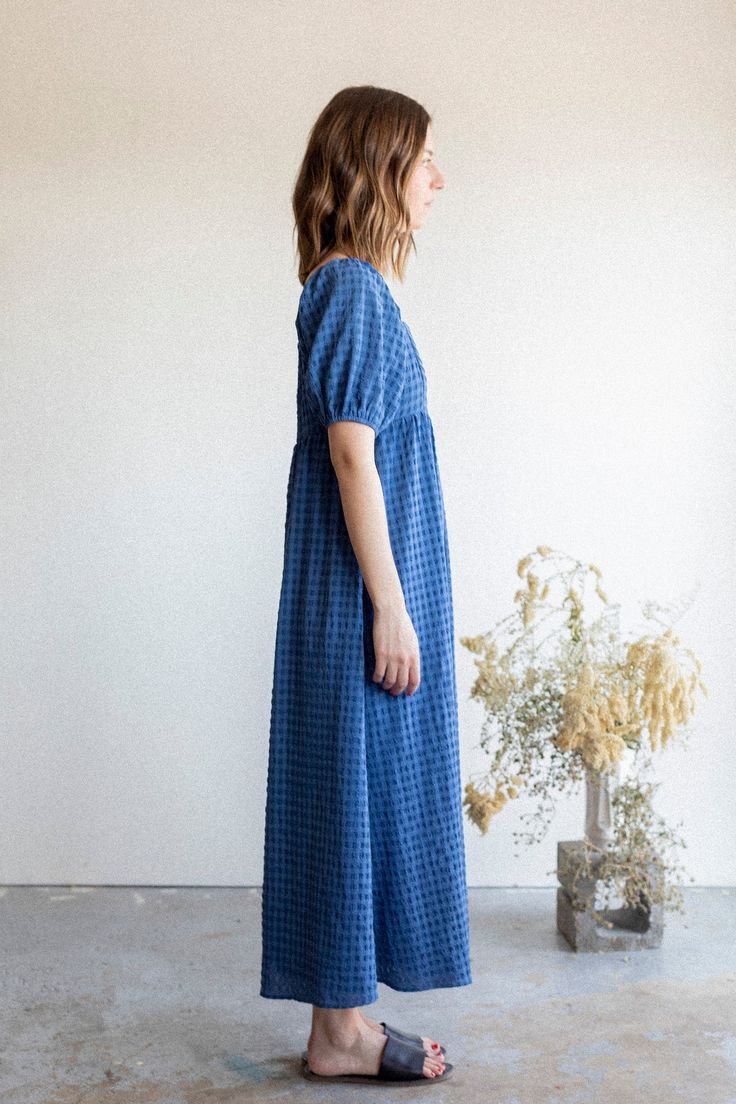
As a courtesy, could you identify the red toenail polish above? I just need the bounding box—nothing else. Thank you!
[432,1043,439,1050]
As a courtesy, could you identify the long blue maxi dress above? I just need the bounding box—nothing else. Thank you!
[260,256,472,1007]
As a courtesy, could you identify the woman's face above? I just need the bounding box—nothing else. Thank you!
[406,124,445,230]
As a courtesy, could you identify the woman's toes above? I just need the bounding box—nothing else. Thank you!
[423,1053,445,1077]
[419,1035,444,1057]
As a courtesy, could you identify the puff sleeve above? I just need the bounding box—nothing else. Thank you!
[304,262,403,436]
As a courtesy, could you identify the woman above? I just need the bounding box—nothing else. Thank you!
[260,86,472,1085]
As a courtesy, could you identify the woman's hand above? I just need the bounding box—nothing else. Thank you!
[372,603,421,697]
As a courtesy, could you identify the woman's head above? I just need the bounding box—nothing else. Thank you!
[293,86,444,285]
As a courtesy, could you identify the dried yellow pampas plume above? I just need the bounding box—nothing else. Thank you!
[554,662,631,772]
[463,781,512,834]
[566,587,583,616]
[517,555,533,578]
[624,629,708,751]
[459,633,488,656]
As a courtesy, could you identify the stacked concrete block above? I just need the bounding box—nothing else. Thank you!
[556,839,665,951]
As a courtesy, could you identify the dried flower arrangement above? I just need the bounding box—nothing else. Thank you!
[460,546,708,918]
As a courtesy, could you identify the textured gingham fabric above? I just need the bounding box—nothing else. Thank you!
[260,257,472,1007]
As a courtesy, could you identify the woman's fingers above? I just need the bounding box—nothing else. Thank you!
[405,658,421,696]
[385,661,410,695]
[381,660,398,689]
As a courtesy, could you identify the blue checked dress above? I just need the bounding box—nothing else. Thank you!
[260,256,472,1007]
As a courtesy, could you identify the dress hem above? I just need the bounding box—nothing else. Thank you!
[259,970,473,1007]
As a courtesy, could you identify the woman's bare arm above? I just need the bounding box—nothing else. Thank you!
[328,420,421,697]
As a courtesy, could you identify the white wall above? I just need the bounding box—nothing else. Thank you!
[2,1,734,887]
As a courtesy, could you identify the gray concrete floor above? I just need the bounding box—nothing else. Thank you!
[1,885,735,1103]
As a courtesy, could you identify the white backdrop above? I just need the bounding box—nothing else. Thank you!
[2,0,734,886]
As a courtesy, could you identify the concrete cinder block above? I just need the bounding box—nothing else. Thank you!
[555,839,665,952]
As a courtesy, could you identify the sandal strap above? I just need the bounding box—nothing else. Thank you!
[381,1021,447,1059]
[377,1033,426,1080]
[382,1020,418,1044]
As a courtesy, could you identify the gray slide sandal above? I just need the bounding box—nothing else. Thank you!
[302,1032,454,1084]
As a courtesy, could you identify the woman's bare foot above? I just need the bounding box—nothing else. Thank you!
[358,1009,444,1057]
[308,1007,445,1078]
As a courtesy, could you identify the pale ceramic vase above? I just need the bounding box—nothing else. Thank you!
[584,759,623,849]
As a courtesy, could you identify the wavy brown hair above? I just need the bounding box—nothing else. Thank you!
[293,86,432,286]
